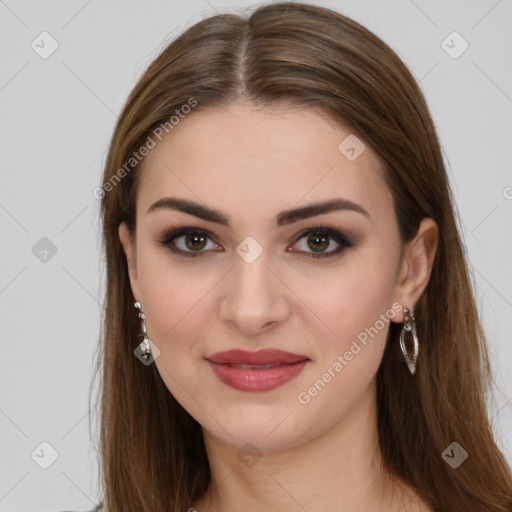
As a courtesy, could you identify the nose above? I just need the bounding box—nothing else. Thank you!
[219,249,291,337]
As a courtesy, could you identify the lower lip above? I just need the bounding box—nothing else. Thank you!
[207,360,310,392]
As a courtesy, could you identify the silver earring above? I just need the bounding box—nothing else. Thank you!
[400,306,419,375]
[134,301,152,361]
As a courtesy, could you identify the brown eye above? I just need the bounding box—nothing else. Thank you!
[184,232,208,251]
[291,227,354,259]
[307,233,330,253]
[158,228,220,257]
[159,225,355,259]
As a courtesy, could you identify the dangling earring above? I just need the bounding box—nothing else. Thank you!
[134,301,152,361]
[400,306,419,375]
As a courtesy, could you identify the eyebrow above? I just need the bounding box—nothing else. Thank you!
[146,197,370,226]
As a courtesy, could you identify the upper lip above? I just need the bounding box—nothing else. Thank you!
[206,349,309,365]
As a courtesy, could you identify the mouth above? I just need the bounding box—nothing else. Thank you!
[206,348,310,365]
[222,363,288,369]
[206,349,310,392]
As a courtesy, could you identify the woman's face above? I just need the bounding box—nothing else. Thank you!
[119,102,426,453]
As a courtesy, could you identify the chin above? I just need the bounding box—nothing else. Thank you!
[203,404,321,454]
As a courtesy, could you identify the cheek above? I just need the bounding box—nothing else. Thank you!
[293,267,398,430]
[135,247,221,387]
[139,263,214,410]
[296,249,400,408]
[136,236,211,325]
[138,264,214,352]
[309,248,399,344]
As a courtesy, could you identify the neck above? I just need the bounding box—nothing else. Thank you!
[193,381,418,512]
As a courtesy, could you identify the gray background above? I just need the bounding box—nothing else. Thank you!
[0,0,511,510]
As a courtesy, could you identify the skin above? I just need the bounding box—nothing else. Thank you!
[119,101,438,512]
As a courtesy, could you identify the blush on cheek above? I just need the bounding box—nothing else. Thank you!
[325,300,393,373]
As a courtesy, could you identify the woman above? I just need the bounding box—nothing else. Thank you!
[91,2,512,511]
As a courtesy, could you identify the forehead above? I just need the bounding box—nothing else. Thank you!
[137,102,391,223]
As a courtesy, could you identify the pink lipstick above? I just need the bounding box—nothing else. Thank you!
[206,348,310,392]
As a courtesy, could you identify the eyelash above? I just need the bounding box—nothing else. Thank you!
[157,225,356,259]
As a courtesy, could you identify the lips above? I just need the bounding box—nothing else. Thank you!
[206,349,311,392]
[206,348,310,366]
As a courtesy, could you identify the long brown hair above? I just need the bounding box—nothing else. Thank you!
[92,2,512,511]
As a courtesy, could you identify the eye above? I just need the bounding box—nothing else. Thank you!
[158,225,356,259]
[157,227,220,258]
[290,226,354,258]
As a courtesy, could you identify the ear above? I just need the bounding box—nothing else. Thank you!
[391,217,439,323]
[118,221,142,301]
